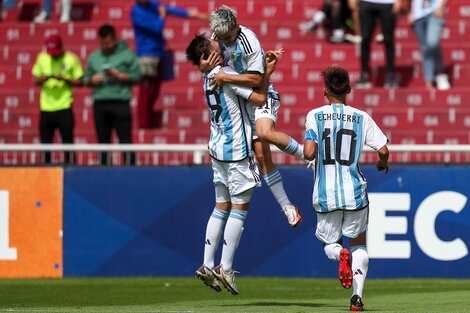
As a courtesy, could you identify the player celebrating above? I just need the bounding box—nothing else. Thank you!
[186,34,279,295]
[303,66,389,311]
[202,5,303,228]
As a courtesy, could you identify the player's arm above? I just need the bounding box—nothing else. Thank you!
[303,139,317,161]
[211,71,262,90]
[247,53,278,105]
[376,145,389,173]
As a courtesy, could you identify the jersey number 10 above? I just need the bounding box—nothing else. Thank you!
[322,128,357,166]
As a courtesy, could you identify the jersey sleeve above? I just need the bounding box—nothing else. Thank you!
[304,111,318,142]
[364,113,389,150]
[222,67,254,100]
[231,84,253,100]
[241,30,265,74]
[31,53,44,77]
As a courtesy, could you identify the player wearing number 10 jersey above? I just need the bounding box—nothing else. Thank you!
[304,66,389,311]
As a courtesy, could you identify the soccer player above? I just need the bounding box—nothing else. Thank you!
[186,34,279,295]
[304,66,389,311]
[201,5,303,228]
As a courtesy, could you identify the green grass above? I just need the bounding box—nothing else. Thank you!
[0,277,469,312]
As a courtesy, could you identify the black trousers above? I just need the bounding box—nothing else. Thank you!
[93,100,136,166]
[39,108,74,164]
[359,1,396,74]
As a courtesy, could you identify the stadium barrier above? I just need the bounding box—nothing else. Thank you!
[1,144,470,165]
[0,145,469,278]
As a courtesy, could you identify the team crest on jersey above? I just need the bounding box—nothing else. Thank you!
[230,52,236,61]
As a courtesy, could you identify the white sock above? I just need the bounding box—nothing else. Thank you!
[221,209,248,272]
[351,245,368,298]
[282,137,304,160]
[203,208,229,269]
[263,170,291,208]
[324,243,342,261]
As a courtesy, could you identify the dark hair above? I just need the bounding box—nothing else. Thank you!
[98,24,116,39]
[186,34,211,66]
[323,66,350,96]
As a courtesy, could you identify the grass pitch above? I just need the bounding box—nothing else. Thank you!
[0,277,469,313]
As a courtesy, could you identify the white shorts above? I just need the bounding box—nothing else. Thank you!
[249,94,280,139]
[215,184,254,204]
[212,157,261,201]
[315,207,369,244]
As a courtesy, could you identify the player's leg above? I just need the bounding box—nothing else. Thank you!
[349,233,367,311]
[214,157,259,295]
[215,198,250,295]
[254,94,304,161]
[316,210,353,288]
[253,139,302,227]
[255,117,304,160]
[195,160,233,292]
[344,207,369,311]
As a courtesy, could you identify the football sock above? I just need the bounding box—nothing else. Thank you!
[221,209,248,272]
[263,170,291,208]
[282,137,304,160]
[203,208,229,269]
[324,243,342,261]
[351,245,369,298]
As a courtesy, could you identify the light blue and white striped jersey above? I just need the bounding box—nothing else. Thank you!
[218,25,265,75]
[305,103,388,213]
[204,66,254,162]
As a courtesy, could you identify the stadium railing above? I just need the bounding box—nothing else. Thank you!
[1,144,470,166]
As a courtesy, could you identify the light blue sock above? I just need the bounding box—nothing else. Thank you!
[282,137,304,160]
[263,170,291,208]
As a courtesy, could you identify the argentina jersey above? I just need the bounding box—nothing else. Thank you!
[305,103,388,213]
[219,26,265,75]
[204,66,255,162]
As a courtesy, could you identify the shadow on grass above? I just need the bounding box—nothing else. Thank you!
[219,301,328,308]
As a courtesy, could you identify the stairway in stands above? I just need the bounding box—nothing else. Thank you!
[1,0,470,164]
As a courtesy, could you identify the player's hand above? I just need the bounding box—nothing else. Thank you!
[376,160,389,174]
[266,55,278,77]
[198,51,222,73]
[210,68,226,91]
[266,48,283,62]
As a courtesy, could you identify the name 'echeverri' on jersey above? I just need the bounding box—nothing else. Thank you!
[305,103,388,213]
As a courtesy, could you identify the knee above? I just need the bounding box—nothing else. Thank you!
[254,147,266,165]
[256,126,274,143]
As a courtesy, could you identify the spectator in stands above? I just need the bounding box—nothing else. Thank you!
[409,0,450,90]
[83,24,141,166]
[353,0,401,89]
[299,0,353,43]
[33,0,71,23]
[32,34,83,164]
[1,0,16,19]
[130,0,209,129]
